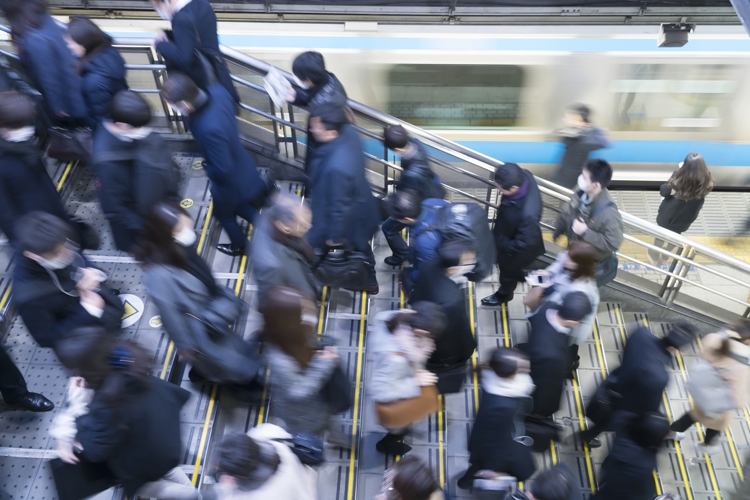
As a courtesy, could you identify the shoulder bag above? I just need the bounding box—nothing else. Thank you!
[313,247,370,291]
[375,385,439,429]
[47,127,92,163]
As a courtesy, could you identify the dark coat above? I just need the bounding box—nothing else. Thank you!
[92,127,180,252]
[396,140,445,200]
[77,376,190,496]
[80,47,129,130]
[656,180,705,234]
[591,434,658,500]
[188,83,265,207]
[552,126,609,189]
[412,258,476,369]
[493,169,544,271]
[0,139,70,243]
[305,123,379,252]
[13,255,124,348]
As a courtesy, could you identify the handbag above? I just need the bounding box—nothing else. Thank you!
[190,287,247,338]
[289,432,325,466]
[320,364,352,414]
[47,127,92,163]
[433,363,467,395]
[50,457,118,500]
[313,248,370,290]
[375,385,439,429]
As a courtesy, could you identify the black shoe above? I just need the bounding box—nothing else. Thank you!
[216,244,245,257]
[457,470,476,490]
[8,393,54,412]
[481,293,513,307]
[376,435,412,455]
[586,438,602,449]
[344,284,379,295]
[188,367,210,385]
[384,255,405,267]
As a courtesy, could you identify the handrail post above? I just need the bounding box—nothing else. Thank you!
[269,94,282,155]
[288,104,299,160]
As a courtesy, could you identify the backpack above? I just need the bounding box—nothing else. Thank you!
[685,358,738,418]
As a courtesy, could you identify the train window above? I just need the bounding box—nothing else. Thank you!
[387,64,524,128]
[611,64,738,132]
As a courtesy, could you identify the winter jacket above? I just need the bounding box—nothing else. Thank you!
[553,188,624,262]
[396,140,445,200]
[408,198,450,281]
[305,123,380,252]
[552,126,610,189]
[656,179,706,234]
[80,47,128,129]
[493,169,545,270]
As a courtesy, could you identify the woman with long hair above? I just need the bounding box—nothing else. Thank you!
[375,456,448,500]
[649,152,713,265]
[65,16,128,129]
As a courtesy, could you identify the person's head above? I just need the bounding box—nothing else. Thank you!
[149,0,183,20]
[385,301,448,342]
[563,103,590,128]
[556,291,592,328]
[0,0,46,35]
[628,412,671,452]
[661,322,698,353]
[385,190,423,224]
[267,194,312,239]
[134,201,195,267]
[579,159,613,195]
[110,91,152,131]
[488,347,530,379]
[291,51,328,88]
[309,103,347,143]
[390,456,440,500]
[493,162,526,196]
[437,239,476,277]
[214,433,281,491]
[258,286,317,370]
[65,16,111,60]
[16,212,77,269]
[384,125,411,155]
[564,241,597,281]
[669,152,714,201]
[717,318,750,356]
[527,465,574,500]
[160,73,201,116]
[0,91,35,136]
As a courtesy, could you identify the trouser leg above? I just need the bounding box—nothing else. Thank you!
[704,428,721,445]
[362,245,378,287]
[496,267,521,298]
[213,199,248,249]
[234,201,258,228]
[135,468,199,500]
[0,345,28,403]
[669,412,696,433]
[381,218,409,261]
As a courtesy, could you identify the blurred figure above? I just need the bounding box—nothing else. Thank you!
[551,103,610,190]
[53,328,197,500]
[649,153,713,266]
[507,464,580,500]
[382,124,444,267]
[457,348,536,489]
[1,0,86,125]
[161,73,268,256]
[369,302,447,455]
[667,320,750,455]
[305,103,380,294]
[249,194,318,305]
[136,202,262,386]
[92,90,179,253]
[553,159,623,287]
[208,425,317,500]
[0,53,49,140]
[0,344,53,411]
[65,16,128,130]
[13,212,123,349]
[481,162,544,307]
[375,456,448,500]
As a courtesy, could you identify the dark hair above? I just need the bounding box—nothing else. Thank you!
[0,90,35,129]
[488,347,527,378]
[529,465,574,500]
[384,125,409,150]
[16,211,73,255]
[214,433,281,491]
[1,0,46,35]
[493,162,525,191]
[258,286,316,370]
[292,51,328,86]
[133,201,189,268]
[111,90,151,128]
[67,16,112,69]
[628,412,670,451]
[385,190,422,220]
[385,302,447,340]
[391,456,440,500]
[160,72,200,104]
[566,241,597,281]
[558,291,592,322]
[567,103,591,124]
[669,152,714,201]
[437,238,475,269]
[583,159,613,188]
[309,102,348,133]
[718,318,750,356]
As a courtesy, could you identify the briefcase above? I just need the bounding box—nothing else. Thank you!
[50,457,118,500]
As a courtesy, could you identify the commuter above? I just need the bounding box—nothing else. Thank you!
[551,103,610,190]
[13,212,123,350]
[1,0,86,125]
[207,425,317,500]
[53,328,198,500]
[0,344,53,411]
[382,124,445,266]
[506,464,580,500]
[249,194,318,305]
[553,159,623,287]
[375,456,449,500]
[305,103,380,293]
[369,302,447,455]
[151,0,239,104]
[0,53,49,140]
[591,412,671,500]
[667,320,750,455]
[65,17,128,130]
[522,292,592,419]
[480,162,544,307]
[649,152,713,266]
[160,73,269,256]
[136,202,262,386]
[412,240,477,393]
[457,348,536,489]
[92,90,180,253]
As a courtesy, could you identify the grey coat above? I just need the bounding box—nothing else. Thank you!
[145,264,260,384]
[368,310,423,404]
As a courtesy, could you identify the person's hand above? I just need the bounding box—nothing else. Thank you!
[415,370,438,387]
[572,217,588,236]
[76,268,102,292]
[57,440,83,464]
[68,377,87,390]
[153,29,168,44]
[286,88,297,102]
[79,289,105,310]
[326,240,342,247]
[316,346,339,360]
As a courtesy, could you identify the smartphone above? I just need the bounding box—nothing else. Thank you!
[525,273,551,287]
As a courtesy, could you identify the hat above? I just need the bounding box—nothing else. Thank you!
[663,322,697,349]
[558,292,592,322]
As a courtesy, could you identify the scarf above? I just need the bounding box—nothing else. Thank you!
[505,175,529,201]
[393,324,434,366]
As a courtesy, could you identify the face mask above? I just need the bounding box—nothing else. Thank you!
[577,174,591,192]
[3,126,35,143]
[118,126,152,141]
[155,6,173,20]
[173,227,196,247]
[39,250,75,270]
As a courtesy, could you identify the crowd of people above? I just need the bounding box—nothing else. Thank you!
[0,0,742,499]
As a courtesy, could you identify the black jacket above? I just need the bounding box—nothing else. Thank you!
[305,123,379,252]
[93,127,180,252]
[493,169,544,270]
[552,126,609,189]
[656,180,705,234]
[396,140,445,200]
[13,255,123,348]
[77,376,190,496]
[80,47,128,130]
[412,258,476,369]
[591,433,658,500]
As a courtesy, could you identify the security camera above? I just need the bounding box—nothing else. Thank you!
[658,23,695,47]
